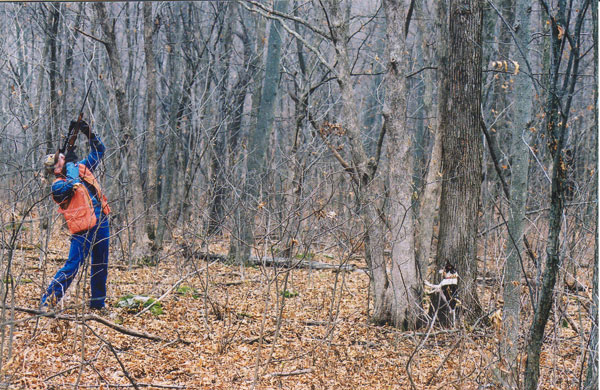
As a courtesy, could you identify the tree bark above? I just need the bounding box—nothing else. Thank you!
[47,4,60,154]
[584,2,598,387]
[208,2,234,237]
[155,4,186,258]
[319,0,420,328]
[435,0,485,324]
[414,0,442,280]
[500,0,533,371]
[143,2,159,242]
[381,0,420,328]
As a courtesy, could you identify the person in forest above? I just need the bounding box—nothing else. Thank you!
[41,120,110,311]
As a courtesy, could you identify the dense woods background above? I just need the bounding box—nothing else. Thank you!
[0,0,596,389]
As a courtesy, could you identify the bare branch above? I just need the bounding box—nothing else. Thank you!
[237,0,337,76]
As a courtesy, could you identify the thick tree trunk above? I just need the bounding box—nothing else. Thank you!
[229,12,266,263]
[155,7,186,258]
[436,0,484,324]
[207,3,234,237]
[322,0,419,328]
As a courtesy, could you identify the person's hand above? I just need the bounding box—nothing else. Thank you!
[65,162,80,181]
[70,120,92,138]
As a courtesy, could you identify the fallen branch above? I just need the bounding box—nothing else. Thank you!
[187,251,355,272]
[9,306,190,344]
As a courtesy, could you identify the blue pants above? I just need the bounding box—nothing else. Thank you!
[42,216,109,309]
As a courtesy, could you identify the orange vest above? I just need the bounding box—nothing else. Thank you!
[54,164,110,234]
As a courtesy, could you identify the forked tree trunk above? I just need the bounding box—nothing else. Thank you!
[325,0,420,328]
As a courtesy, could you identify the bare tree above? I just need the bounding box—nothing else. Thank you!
[523,1,592,388]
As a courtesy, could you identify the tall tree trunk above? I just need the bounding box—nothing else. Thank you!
[319,0,419,328]
[208,3,234,236]
[436,0,485,324]
[584,3,598,387]
[501,0,533,375]
[229,11,266,263]
[233,0,289,264]
[143,2,159,243]
[95,3,149,259]
[47,4,60,153]
[523,1,591,388]
[155,5,186,257]
[414,0,442,279]
[381,0,420,328]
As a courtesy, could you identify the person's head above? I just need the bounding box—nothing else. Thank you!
[43,152,65,177]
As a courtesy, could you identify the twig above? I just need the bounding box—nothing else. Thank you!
[268,368,314,377]
[425,337,462,385]
[82,323,141,390]
[73,27,108,46]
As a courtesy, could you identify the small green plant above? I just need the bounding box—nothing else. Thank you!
[176,285,200,299]
[116,294,163,316]
[281,290,299,298]
[139,256,157,267]
[294,252,315,260]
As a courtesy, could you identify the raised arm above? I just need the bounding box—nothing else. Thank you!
[79,134,106,172]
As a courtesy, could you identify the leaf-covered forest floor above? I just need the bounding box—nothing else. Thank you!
[2,225,593,389]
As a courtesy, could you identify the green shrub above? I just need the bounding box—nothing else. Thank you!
[281,290,299,298]
[116,294,163,316]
